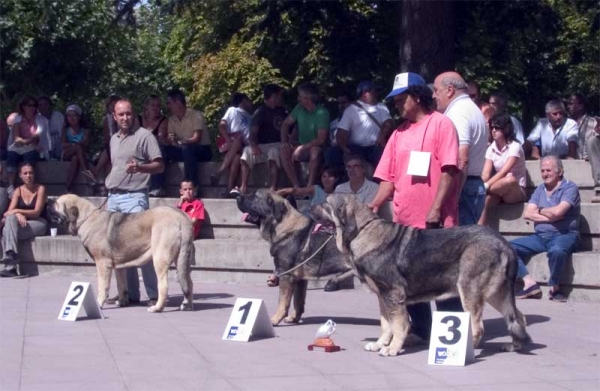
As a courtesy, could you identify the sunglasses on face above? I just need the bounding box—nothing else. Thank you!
[490,125,504,131]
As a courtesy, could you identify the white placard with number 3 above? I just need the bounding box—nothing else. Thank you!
[222,298,275,342]
[428,311,474,366]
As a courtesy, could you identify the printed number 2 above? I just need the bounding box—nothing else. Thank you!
[68,285,84,306]
[438,315,461,345]
[238,301,252,324]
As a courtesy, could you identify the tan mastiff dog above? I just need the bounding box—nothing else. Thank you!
[47,194,194,313]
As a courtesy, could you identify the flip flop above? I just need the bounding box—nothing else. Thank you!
[82,170,97,184]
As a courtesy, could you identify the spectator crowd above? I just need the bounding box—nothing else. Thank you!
[1,72,599,313]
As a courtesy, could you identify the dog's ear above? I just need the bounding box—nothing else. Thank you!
[338,205,359,246]
[67,206,79,235]
[267,194,287,222]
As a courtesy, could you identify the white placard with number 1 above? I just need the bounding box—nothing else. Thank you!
[57,282,104,321]
[222,298,275,342]
[428,311,474,366]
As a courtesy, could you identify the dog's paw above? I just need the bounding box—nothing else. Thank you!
[500,343,518,352]
[147,305,160,313]
[378,346,401,357]
[270,315,284,326]
[283,315,300,324]
[179,302,193,311]
[364,342,381,352]
[116,298,129,307]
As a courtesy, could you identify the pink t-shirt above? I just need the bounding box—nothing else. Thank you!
[485,141,527,188]
[374,112,459,229]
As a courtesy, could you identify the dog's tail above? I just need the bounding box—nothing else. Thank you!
[499,248,531,351]
[176,221,195,311]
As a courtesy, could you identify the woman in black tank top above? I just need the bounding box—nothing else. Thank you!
[1,163,48,277]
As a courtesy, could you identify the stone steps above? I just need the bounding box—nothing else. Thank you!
[5,159,600,300]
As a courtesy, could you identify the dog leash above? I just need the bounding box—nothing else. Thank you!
[74,173,131,231]
[276,235,334,277]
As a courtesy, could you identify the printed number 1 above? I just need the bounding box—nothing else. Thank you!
[68,285,84,306]
[438,315,461,345]
[238,301,252,324]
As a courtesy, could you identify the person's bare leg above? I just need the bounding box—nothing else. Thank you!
[478,193,501,226]
[66,156,79,192]
[268,160,278,191]
[228,154,241,191]
[280,147,300,187]
[218,138,243,175]
[307,146,323,187]
[240,160,250,194]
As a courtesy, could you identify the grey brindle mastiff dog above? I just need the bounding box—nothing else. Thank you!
[310,194,531,356]
[47,194,194,313]
[237,190,353,325]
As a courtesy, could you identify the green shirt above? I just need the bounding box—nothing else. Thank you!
[290,104,330,145]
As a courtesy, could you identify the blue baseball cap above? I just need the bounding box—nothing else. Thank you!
[356,81,380,98]
[385,72,427,100]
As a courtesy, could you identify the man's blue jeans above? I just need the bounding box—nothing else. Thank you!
[510,231,579,287]
[458,177,486,226]
[106,191,158,301]
[159,144,212,187]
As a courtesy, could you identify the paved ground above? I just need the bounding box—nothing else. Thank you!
[1,274,599,391]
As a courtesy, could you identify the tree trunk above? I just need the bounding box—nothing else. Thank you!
[399,0,456,81]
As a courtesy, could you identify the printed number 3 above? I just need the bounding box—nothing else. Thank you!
[238,301,252,324]
[438,315,461,345]
[68,285,84,306]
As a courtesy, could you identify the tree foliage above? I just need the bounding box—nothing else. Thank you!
[1,0,598,143]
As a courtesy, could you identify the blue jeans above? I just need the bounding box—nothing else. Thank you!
[511,231,579,287]
[6,150,39,172]
[458,177,486,226]
[157,144,212,187]
[324,145,383,168]
[106,191,158,301]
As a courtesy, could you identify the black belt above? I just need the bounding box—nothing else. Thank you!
[466,176,481,180]
[108,189,147,195]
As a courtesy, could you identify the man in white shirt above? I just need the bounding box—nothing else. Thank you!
[323,154,378,292]
[526,99,579,160]
[432,71,487,314]
[327,81,393,168]
[488,91,525,144]
[334,155,379,204]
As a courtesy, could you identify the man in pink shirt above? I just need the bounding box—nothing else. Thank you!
[370,72,459,342]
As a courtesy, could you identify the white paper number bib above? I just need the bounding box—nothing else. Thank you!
[406,151,431,177]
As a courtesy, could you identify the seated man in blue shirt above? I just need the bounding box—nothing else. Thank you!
[511,155,580,302]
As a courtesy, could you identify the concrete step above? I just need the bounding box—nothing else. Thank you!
[16,235,600,301]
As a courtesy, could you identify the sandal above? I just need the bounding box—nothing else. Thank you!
[82,170,97,184]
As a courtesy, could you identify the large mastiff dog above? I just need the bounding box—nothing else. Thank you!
[237,190,352,325]
[48,194,194,313]
[311,195,531,356]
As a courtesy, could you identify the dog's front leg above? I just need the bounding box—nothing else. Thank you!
[365,295,393,352]
[271,276,294,326]
[114,267,129,307]
[378,291,410,357]
[285,279,307,323]
[95,260,112,309]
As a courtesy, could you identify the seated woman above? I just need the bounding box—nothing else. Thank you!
[478,113,527,226]
[61,104,96,193]
[0,163,47,278]
[5,95,46,195]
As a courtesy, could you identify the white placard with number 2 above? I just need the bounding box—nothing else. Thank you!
[57,281,104,321]
[428,311,474,366]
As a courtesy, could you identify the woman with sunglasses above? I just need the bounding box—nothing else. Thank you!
[478,113,527,226]
[5,95,48,195]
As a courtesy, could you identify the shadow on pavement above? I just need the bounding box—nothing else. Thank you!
[298,316,380,326]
